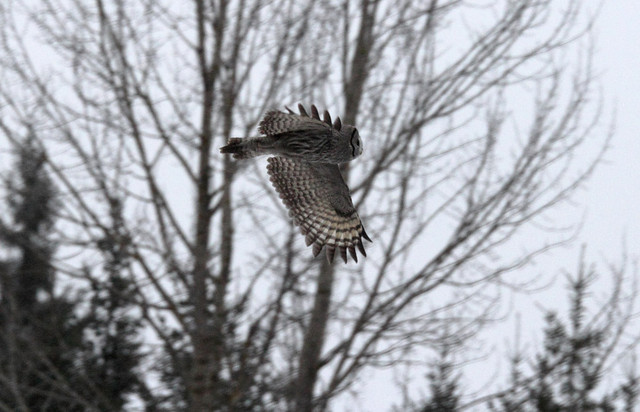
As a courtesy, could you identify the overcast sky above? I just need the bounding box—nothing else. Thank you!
[580,2,640,253]
[1,1,636,410]
[355,2,640,410]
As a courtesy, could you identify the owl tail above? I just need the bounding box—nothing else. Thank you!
[220,137,272,159]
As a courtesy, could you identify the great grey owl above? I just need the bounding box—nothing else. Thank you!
[220,104,371,263]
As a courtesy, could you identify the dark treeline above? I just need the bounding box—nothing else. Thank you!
[0,0,637,411]
[0,141,149,410]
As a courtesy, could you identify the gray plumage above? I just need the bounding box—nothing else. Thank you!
[220,104,370,263]
[220,103,363,163]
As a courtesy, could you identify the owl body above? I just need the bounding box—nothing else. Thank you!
[220,104,370,263]
[268,128,357,163]
[221,105,363,163]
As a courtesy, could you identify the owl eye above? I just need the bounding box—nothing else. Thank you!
[350,129,359,157]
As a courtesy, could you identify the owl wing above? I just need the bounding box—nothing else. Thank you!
[259,104,343,136]
[267,156,371,263]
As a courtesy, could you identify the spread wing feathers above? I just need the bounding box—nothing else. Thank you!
[259,104,342,136]
[267,157,370,263]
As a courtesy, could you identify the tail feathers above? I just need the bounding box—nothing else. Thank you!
[220,137,265,159]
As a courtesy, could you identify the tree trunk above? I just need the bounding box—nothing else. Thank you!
[294,258,335,411]
[294,2,378,409]
[189,0,224,408]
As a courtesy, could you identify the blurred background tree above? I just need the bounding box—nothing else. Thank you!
[0,138,147,410]
[398,252,639,411]
[0,0,633,411]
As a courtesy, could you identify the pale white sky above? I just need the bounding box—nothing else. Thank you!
[580,1,640,253]
[2,1,637,410]
[354,2,640,410]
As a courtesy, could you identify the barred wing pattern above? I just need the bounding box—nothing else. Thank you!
[259,104,342,136]
[267,157,370,263]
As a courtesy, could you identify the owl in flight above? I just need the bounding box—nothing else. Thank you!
[220,104,371,263]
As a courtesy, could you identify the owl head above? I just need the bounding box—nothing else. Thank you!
[343,125,363,159]
[315,106,362,160]
[285,104,364,160]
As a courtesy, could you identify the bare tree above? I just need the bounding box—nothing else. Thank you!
[0,0,608,410]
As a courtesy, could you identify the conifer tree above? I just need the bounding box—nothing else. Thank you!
[489,257,639,411]
[0,140,148,410]
[0,139,81,410]
[421,352,461,412]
